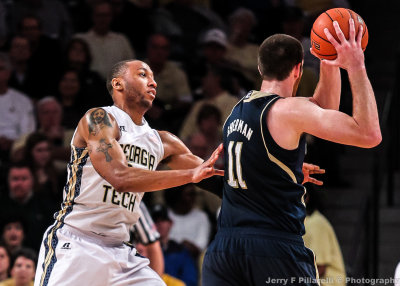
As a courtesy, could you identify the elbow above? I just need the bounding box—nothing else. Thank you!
[361,129,382,148]
[110,169,129,193]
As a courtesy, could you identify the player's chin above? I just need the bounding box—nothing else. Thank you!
[141,99,153,110]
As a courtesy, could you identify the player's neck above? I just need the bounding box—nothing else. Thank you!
[114,103,145,126]
[259,79,294,98]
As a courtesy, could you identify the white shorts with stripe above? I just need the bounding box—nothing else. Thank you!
[34,223,165,286]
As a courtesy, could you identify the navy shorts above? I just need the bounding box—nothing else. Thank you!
[202,228,318,286]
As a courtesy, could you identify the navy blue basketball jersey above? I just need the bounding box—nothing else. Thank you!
[219,90,307,235]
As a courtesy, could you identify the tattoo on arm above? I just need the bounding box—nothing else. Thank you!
[97,139,113,162]
[88,108,112,135]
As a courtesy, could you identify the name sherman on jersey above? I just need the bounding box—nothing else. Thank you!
[226,119,253,141]
[120,143,156,170]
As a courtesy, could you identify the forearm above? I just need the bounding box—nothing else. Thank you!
[350,67,376,123]
[146,241,164,276]
[312,61,341,110]
[114,166,195,193]
[349,67,381,144]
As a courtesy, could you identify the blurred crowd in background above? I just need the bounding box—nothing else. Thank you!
[0,0,356,285]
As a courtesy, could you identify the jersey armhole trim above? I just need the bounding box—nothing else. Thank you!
[260,97,297,183]
[154,130,165,161]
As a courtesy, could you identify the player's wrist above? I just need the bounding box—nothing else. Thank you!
[347,64,366,74]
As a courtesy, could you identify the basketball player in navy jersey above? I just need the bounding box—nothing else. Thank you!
[202,19,381,285]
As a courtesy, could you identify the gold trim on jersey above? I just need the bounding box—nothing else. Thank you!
[39,146,89,286]
[243,90,274,103]
[309,247,321,286]
[301,185,306,207]
[260,98,297,183]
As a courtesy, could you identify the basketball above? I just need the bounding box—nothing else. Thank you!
[310,8,368,60]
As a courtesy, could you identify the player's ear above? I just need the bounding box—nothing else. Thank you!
[293,62,302,79]
[111,78,123,91]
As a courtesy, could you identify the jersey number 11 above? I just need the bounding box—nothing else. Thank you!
[227,141,247,189]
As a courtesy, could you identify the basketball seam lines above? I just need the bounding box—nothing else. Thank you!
[324,12,334,23]
[311,29,334,44]
[311,29,337,56]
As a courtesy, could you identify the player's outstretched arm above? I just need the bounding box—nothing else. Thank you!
[158,130,224,179]
[75,108,223,193]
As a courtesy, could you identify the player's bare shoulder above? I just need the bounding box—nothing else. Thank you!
[74,108,120,148]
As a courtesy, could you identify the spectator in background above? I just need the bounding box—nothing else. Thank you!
[165,184,211,261]
[0,243,10,282]
[10,0,72,45]
[24,132,65,203]
[56,69,86,129]
[17,15,62,95]
[195,104,221,157]
[0,162,56,252]
[134,241,186,286]
[1,216,26,256]
[184,105,223,221]
[188,28,251,96]
[186,132,222,218]
[179,65,238,141]
[0,53,36,164]
[152,204,198,286]
[225,8,260,87]
[11,97,73,167]
[62,38,111,108]
[8,35,43,101]
[130,202,164,277]
[74,1,135,79]
[145,33,192,133]
[0,248,36,286]
[303,184,346,286]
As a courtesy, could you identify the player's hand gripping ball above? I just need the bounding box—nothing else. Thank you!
[311,8,368,60]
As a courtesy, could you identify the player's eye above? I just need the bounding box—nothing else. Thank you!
[139,72,146,77]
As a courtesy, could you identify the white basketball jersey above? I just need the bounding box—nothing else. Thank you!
[55,106,164,243]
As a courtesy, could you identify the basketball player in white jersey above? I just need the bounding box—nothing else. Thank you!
[34,60,224,286]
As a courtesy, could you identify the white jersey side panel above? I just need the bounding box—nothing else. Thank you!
[57,106,164,242]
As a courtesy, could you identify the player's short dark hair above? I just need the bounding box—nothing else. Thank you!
[10,248,37,270]
[258,34,303,81]
[106,60,131,96]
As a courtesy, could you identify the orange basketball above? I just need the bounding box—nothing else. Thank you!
[310,8,368,60]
